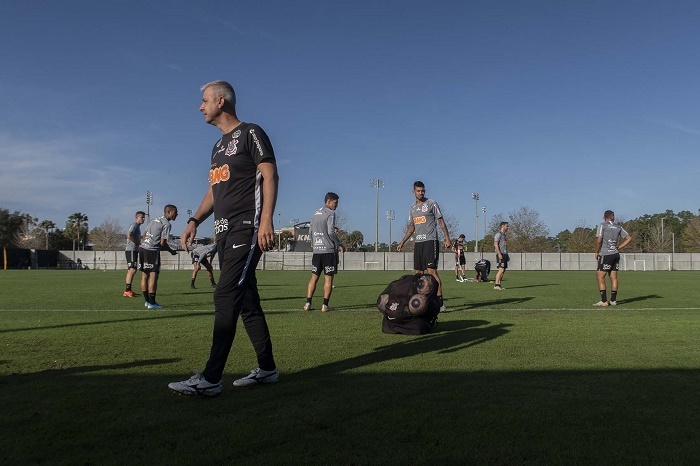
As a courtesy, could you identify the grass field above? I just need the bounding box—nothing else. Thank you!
[1,269,699,465]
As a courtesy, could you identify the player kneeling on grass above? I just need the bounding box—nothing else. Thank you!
[594,210,632,307]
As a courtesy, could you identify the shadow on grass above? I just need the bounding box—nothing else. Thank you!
[619,294,663,304]
[0,312,210,334]
[505,283,559,289]
[3,367,698,464]
[446,297,535,312]
[30,358,181,376]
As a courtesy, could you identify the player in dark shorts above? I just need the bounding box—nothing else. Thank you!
[190,243,217,289]
[493,222,509,290]
[123,211,145,297]
[453,234,467,282]
[397,181,452,312]
[304,192,344,312]
[594,210,632,307]
[138,205,179,308]
[170,80,279,397]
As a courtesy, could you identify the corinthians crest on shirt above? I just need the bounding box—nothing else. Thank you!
[225,138,239,156]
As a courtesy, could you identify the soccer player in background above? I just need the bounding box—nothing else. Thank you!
[493,222,509,290]
[304,192,344,312]
[453,234,467,282]
[139,205,178,309]
[397,181,452,312]
[169,80,279,397]
[190,243,218,289]
[123,210,145,297]
[594,210,632,307]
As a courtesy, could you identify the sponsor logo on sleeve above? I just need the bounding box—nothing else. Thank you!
[249,128,265,157]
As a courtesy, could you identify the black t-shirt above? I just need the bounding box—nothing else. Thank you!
[209,122,275,240]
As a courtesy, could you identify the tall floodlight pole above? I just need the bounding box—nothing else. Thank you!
[471,192,479,252]
[370,179,384,252]
[385,210,395,251]
[481,206,487,252]
[660,217,667,252]
[146,191,153,222]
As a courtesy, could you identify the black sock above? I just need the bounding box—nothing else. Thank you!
[438,295,444,306]
[125,283,132,292]
[306,298,312,305]
[323,298,330,306]
[600,290,607,303]
[148,293,156,304]
[142,291,148,302]
[611,290,617,302]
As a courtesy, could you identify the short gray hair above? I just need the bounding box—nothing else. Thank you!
[201,80,236,106]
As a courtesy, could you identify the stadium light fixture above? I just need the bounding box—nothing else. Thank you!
[471,192,479,252]
[146,191,153,221]
[481,206,487,252]
[370,179,384,252]
[385,210,395,252]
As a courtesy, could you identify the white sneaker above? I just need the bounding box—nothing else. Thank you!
[593,301,609,307]
[439,304,447,313]
[493,285,504,291]
[144,302,149,308]
[321,305,333,312]
[609,301,617,306]
[168,370,222,397]
[303,302,311,311]
[233,367,279,387]
[148,302,163,309]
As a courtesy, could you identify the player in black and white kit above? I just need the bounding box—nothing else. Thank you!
[304,192,344,312]
[190,243,217,289]
[453,234,467,282]
[397,181,452,312]
[493,222,509,290]
[123,210,145,297]
[594,210,632,307]
[169,80,279,397]
[139,205,178,309]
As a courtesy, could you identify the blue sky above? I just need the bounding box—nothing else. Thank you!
[1,0,699,245]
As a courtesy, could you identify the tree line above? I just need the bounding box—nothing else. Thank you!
[2,205,700,253]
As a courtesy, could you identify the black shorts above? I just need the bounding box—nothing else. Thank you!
[456,253,466,266]
[139,248,160,274]
[496,253,509,269]
[414,240,439,271]
[125,250,139,269]
[597,253,620,273]
[192,255,211,268]
[311,253,338,276]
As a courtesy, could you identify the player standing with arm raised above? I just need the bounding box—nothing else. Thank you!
[397,181,451,312]
[594,210,632,307]
[169,80,279,397]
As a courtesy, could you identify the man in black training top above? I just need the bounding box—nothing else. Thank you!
[169,80,279,397]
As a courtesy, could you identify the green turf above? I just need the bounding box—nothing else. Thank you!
[1,269,699,464]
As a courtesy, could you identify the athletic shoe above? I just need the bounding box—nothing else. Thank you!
[148,302,163,309]
[322,305,333,312]
[168,370,222,397]
[439,304,447,313]
[494,285,504,291]
[593,301,609,307]
[303,303,311,311]
[233,367,279,387]
[190,284,196,289]
[123,290,136,298]
[144,302,149,308]
[211,282,217,288]
[609,301,618,306]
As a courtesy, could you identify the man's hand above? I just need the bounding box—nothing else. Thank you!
[181,223,197,251]
[444,238,452,249]
[258,219,275,251]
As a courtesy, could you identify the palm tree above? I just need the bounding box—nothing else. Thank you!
[66,213,89,252]
[38,220,56,250]
[348,230,364,251]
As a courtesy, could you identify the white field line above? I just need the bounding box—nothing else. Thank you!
[1,307,700,312]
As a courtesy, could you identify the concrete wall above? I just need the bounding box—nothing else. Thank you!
[52,250,700,271]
